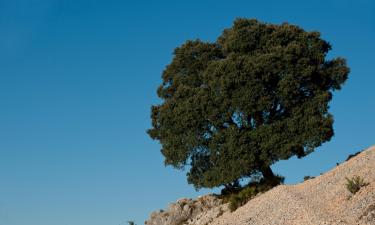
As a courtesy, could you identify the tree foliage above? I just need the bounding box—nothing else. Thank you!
[148,19,349,189]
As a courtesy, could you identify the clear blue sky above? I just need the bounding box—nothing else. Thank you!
[0,0,374,224]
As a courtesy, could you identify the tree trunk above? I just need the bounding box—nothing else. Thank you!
[261,165,275,180]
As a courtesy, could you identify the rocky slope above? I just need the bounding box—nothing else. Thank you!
[146,195,228,225]
[146,145,375,225]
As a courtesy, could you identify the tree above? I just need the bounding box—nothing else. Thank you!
[148,18,349,190]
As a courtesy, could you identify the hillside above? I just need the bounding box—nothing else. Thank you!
[146,145,375,225]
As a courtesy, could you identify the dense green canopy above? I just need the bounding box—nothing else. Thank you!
[148,19,349,189]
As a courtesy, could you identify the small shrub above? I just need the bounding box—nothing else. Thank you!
[227,175,284,212]
[229,186,257,212]
[259,174,285,190]
[345,176,369,194]
[303,176,315,181]
[345,151,361,162]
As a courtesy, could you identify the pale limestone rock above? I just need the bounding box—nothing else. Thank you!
[145,194,228,225]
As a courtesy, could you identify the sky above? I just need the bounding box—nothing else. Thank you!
[0,0,374,224]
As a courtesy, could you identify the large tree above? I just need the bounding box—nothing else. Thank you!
[148,19,349,189]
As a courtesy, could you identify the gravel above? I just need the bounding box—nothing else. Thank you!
[210,145,375,225]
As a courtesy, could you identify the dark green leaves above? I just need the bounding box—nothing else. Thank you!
[148,18,349,189]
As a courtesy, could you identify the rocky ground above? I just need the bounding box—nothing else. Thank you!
[146,145,375,225]
[145,195,229,225]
